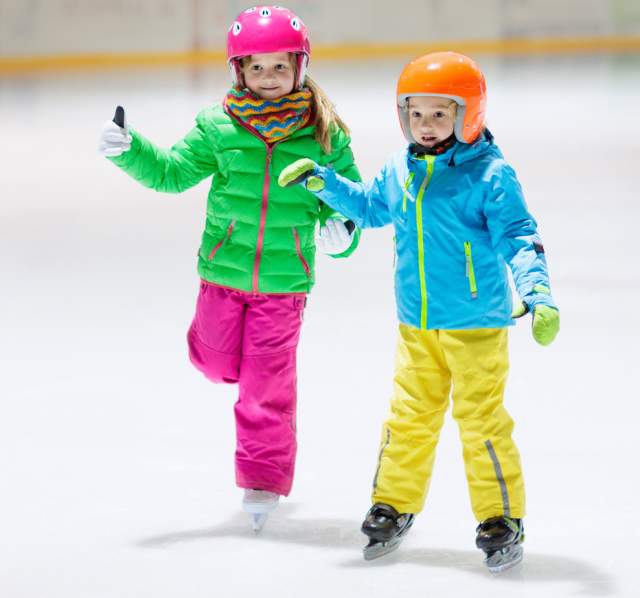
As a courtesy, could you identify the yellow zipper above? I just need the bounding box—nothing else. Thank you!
[415,156,435,329]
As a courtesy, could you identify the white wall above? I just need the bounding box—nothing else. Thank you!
[1,0,640,57]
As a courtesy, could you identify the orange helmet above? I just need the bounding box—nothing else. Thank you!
[397,52,487,144]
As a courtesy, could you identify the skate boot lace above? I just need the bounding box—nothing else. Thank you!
[476,516,522,535]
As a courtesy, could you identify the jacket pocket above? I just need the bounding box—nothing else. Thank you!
[463,241,478,299]
[208,220,236,262]
[292,227,311,278]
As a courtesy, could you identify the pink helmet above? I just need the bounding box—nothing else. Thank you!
[226,6,311,89]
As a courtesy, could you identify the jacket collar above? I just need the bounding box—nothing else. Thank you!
[407,128,499,167]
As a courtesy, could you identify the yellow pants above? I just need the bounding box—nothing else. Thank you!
[372,324,525,521]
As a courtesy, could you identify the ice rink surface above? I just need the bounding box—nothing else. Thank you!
[2,53,639,597]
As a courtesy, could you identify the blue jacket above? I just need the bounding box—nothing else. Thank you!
[311,131,556,330]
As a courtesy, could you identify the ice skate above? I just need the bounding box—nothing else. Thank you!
[361,503,415,560]
[242,489,280,532]
[476,516,524,573]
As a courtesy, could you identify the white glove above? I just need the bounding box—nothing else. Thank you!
[316,219,354,255]
[98,106,131,157]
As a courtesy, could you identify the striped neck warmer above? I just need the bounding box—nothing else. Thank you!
[224,88,313,143]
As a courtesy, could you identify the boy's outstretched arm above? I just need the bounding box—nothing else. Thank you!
[99,106,218,193]
[278,158,392,229]
[483,164,559,346]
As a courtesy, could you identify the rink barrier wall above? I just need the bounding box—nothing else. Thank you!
[2,36,640,74]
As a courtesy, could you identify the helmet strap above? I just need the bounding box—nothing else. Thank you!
[296,54,308,89]
[229,59,245,88]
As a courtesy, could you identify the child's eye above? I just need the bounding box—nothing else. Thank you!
[275,64,288,71]
[251,65,262,72]
[434,111,445,118]
[410,111,421,118]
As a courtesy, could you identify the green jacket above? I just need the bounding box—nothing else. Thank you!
[110,103,361,294]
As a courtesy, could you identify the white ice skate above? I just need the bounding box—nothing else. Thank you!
[242,489,280,532]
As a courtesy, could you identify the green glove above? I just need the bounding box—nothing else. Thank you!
[532,305,560,346]
[511,301,529,319]
[278,158,325,191]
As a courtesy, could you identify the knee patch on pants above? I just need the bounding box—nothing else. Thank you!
[187,324,240,383]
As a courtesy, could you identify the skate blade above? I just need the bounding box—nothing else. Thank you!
[242,500,279,515]
[363,536,404,561]
[251,513,268,533]
[485,543,523,573]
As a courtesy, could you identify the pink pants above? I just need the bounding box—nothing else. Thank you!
[187,282,306,496]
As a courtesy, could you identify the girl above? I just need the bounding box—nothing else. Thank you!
[98,6,360,531]
[279,52,559,570]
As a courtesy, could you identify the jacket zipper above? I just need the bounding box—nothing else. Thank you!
[292,227,311,277]
[224,104,284,294]
[253,145,273,293]
[464,241,478,298]
[208,220,235,261]
[415,155,435,329]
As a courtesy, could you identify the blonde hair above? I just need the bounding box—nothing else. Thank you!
[305,74,350,154]
[237,54,349,154]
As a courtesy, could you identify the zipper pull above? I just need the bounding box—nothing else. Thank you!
[266,145,273,171]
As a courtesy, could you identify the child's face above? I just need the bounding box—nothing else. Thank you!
[241,52,296,99]
[408,97,456,147]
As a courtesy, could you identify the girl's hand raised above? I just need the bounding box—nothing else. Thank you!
[99,105,131,157]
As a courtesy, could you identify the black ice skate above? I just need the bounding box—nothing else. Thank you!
[361,503,415,560]
[475,516,524,573]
